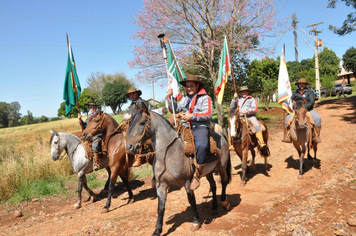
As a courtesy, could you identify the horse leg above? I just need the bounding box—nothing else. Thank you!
[299,144,306,179]
[102,166,119,213]
[152,182,169,236]
[80,175,101,203]
[103,167,111,191]
[240,148,248,187]
[118,169,134,204]
[249,149,256,172]
[205,173,218,215]
[183,182,201,232]
[74,175,85,209]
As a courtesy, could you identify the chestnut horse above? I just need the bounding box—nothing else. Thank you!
[227,107,270,187]
[290,100,318,178]
[82,111,135,213]
[125,103,231,236]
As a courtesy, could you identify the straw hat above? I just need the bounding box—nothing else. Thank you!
[179,75,204,88]
[239,85,250,92]
[125,87,142,97]
[88,101,98,107]
[295,78,309,86]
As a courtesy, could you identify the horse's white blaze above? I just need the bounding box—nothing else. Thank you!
[230,116,237,137]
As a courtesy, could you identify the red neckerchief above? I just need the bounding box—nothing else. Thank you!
[240,95,253,107]
[188,88,207,113]
[299,89,305,94]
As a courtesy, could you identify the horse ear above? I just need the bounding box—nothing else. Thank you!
[50,129,53,134]
[293,100,296,105]
[142,102,149,115]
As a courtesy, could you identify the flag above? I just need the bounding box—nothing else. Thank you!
[277,49,293,114]
[167,40,186,100]
[215,36,231,104]
[63,40,81,116]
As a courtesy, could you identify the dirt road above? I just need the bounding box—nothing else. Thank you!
[1,97,356,236]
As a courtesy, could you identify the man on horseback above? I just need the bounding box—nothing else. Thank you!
[230,86,267,149]
[124,87,149,167]
[78,101,103,171]
[167,75,213,190]
[282,78,322,143]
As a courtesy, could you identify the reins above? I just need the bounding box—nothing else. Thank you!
[54,134,81,160]
[232,115,251,144]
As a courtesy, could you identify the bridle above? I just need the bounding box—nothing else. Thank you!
[87,113,106,138]
[52,133,80,160]
[231,113,250,144]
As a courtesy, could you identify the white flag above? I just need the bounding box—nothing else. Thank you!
[277,49,293,114]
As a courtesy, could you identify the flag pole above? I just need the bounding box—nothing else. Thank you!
[66,33,83,131]
[225,35,236,94]
[158,34,176,126]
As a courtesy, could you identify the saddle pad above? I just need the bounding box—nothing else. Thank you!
[82,139,94,161]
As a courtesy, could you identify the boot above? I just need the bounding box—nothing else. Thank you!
[190,164,205,190]
[132,154,146,167]
[93,153,101,171]
[314,126,322,143]
[282,127,292,143]
[229,136,234,151]
[255,131,266,148]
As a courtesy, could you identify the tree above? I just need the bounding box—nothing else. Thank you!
[8,102,21,127]
[129,0,283,127]
[318,47,340,78]
[57,88,96,117]
[86,72,132,107]
[342,47,356,76]
[327,0,356,35]
[0,102,9,128]
[37,116,49,123]
[247,58,279,110]
[20,110,35,125]
[102,81,129,114]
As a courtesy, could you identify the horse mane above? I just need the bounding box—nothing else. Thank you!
[129,109,175,134]
[50,130,80,146]
[294,101,304,110]
[98,111,119,126]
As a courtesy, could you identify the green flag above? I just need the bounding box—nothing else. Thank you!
[63,43,81,116]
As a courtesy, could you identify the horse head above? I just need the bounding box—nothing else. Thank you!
[49,129,62,161]
[293,100,308,129]
[126,103,152,154]
[82,111,106,140]
[227,106,241,138]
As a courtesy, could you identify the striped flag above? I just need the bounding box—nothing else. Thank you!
[277,49,293,114]
[215,36,231,104]
[167,40,186,100]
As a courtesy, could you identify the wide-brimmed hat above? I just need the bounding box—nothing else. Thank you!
[125,87,142,97]
[88,101,98,107]
[179,75,204,88]
[295,78,309,86]
[239,85,250,92]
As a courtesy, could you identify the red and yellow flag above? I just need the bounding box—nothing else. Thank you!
[215,36,231,104]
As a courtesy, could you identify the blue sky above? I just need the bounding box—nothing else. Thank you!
[1,0,355,118]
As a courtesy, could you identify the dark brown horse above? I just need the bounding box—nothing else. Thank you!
[290,100,318,178]
[82,111,135,213]
[227,107,270,187]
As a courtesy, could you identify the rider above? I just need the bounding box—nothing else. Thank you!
[230,86,266,149]
[124,87,149,167]
[78,101,103,171]
[282,78,322,143]
[167,75,213,190]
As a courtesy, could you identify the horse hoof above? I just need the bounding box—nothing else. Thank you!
[298,175,303,179]
[211,209,218,216]
[73,203,81,209]
[221,199,230,210]
[101,208,109,214]
[128,198,135,204]
[190,222,201,231]
[240,181,246,187]
[152,229,161,236]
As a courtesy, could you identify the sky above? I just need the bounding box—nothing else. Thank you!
[1,0,355,118]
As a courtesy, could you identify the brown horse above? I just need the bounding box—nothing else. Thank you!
[82,111,135,213]
[227,107,270,187]
[290,100,318,179]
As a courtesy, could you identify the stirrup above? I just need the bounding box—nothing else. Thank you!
[132,155,144,167]
[190,177,200,190]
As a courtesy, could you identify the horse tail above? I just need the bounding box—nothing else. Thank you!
[259,145,271,158]
[226,151,232,184]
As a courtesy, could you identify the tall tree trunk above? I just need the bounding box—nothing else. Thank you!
[214,97,227,135]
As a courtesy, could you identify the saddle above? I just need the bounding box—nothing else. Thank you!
[242,118,266,134]
[168,114,219,158]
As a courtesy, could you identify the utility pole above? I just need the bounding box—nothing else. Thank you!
[292,13,299,62]
[307,21,323,98]
[152,80,155,101]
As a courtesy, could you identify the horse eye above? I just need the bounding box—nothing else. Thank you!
[139,121,146,126]
[54,141,58,144]
[95,120,99,123]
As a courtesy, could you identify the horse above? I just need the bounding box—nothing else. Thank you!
[49,130,111,209]
[81,111,136,213]
[290,100,318,178]
[125,103,231,236]
[227,107,270,187]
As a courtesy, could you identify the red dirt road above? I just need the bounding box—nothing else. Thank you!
[1,97,356,236]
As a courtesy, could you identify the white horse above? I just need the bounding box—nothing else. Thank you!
[49,130,110,209]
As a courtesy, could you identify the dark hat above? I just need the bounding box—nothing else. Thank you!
[239,85,250,92]
[125,87,142,97]
[295,78,309,86]
[88,101,98,107]
[179,75,204,87]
